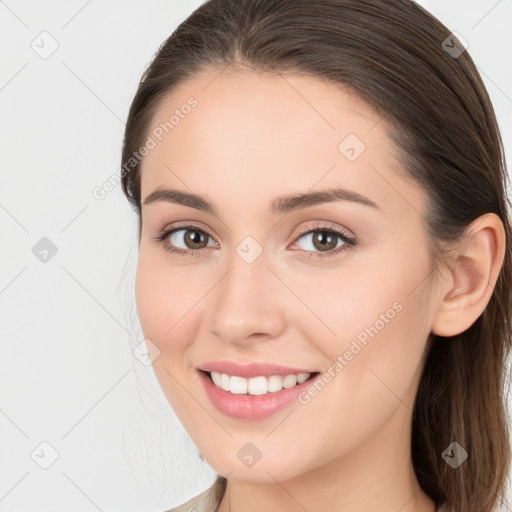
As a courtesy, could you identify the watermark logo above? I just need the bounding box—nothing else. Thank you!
[31,441,59,469]
[32,237,58,263]
[338,133,366,162]
[237,442,262,468]
[442,32,468,59]
[31,31,59,59]
[236,236,263,264]
[442,441,468,469]
[133,338,161,366]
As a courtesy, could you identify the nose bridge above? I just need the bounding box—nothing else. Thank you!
[208,245,286,343]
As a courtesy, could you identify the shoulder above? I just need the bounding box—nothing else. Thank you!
[163,475,227,512]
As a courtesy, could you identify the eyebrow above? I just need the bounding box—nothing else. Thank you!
[142,186,379,215]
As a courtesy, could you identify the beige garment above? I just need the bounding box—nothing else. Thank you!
[166,476,446,512]
[165,475,227,512]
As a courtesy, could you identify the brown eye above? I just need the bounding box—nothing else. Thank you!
[296,229,346,253]
[312,231,338,251]
[169,228,212,250]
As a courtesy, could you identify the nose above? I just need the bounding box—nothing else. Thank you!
[207,250,287,346]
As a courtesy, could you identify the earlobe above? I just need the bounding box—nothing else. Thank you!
[431,213,506,337]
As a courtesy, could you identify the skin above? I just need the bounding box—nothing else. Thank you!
[134,67,506,512]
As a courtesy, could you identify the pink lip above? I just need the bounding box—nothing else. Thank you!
[198,360,317,378]
[197,368,320,421]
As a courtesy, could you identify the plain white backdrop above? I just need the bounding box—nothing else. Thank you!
[1,1,511,511]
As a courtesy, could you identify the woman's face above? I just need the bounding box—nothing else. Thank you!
[135,68,441,483]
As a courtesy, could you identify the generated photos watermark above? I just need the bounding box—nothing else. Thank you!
[92,96,198,201]
[298,301,403,405]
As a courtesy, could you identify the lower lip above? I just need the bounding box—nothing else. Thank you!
[198,370,319,420]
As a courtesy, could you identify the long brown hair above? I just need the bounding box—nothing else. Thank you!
[120,1,512,510]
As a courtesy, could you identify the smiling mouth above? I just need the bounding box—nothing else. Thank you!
[201,369,320,396]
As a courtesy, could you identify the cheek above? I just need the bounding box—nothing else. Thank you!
[301,246,433,445]
[135,255,165,340]
[134,255,196,410]
[134,251,209,367]
[290,296,430,469]
[284,263,403,348]
[285,229,429,338]
[135,253,188,352]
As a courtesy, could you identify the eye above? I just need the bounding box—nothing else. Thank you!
[290,222,356,259]
[153,221,356,259]
[153,225,217,256]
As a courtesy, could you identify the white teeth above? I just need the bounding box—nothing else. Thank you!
[248,376,268,395]
[297,373,309,384]
[268,375,283,392]
[282,375,297,388]
[229,375,248,394]
[209,371,312,395]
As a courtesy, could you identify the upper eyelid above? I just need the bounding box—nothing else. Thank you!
[294,221,354,239]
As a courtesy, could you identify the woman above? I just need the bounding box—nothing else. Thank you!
[120,1,512,511]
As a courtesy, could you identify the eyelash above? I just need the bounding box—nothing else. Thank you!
[152,221,356,260]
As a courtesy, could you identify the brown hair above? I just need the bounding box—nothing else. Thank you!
[120,1,512,510]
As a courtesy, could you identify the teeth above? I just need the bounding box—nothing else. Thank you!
[209,371,312,395]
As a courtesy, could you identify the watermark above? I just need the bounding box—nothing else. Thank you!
[441,31,468,59]
[237,442,263,468]
[92,96,198,201]
[32,236,58,263]
[31,31,59,59]
[133,338,161,366]
[297,301,403,405]
[31,441,59,469]
[236,236,263,264]
[441,441,468,469]
[338,133,366,162]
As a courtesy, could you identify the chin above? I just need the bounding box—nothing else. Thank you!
[200,448,310,484]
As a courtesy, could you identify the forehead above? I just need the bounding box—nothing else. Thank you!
[139,68,426,220]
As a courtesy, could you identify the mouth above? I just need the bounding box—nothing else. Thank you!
[201,369,320,395]
[197,369,321,421]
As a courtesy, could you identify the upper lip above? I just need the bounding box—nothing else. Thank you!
[198,360,318,378]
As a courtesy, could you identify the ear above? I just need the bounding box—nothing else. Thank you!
[431,213,507,337]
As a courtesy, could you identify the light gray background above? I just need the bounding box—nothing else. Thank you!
[1,1,511,511]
